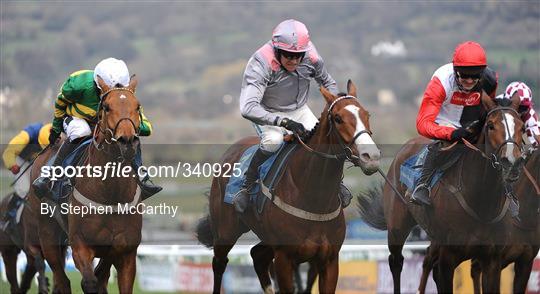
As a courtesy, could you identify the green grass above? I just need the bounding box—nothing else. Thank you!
[0,270,167,294]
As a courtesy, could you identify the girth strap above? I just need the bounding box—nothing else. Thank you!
[445,182,509,224]
[261,184,341,222]
[72,186,141,213]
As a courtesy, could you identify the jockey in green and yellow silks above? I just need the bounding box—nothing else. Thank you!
[33,58,161,201]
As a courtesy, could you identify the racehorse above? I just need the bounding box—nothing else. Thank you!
[27,76,143,293]
[196,80,381,293]
[0,193,48,293]
[418,146,539,294]
[357,93,525,293]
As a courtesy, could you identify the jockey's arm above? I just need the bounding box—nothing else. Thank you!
[482,67,498,99]
[524,110,540,146]
[2,130,30,169]
[312,56,339,96]
[138,107,152,136]
[416,77,456,141]
[52,81,72,134]
[239,57,279,126]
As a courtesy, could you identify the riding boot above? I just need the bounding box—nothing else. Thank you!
[339,182,353,208]
[136,169,163,201]
[411,142,441,206]
[233,148,272,213]
[0,193,23,232]
[132,145,163,201]
[32,140,77,200]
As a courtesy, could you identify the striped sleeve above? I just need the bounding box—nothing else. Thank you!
[138,107,153,136]
[2,131,30,168]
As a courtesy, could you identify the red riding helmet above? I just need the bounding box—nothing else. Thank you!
[452,41,487,67]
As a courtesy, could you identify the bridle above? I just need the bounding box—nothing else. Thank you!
[296,95,373,164]
[483,106,523,170]
[93,87,141,153]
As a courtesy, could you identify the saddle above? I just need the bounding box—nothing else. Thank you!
[399,144,462,194]
[50,137,92,203]
[224,142,299,214]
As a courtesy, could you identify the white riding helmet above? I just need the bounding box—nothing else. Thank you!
[93,57,130,90]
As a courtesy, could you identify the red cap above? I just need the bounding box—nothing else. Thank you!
[452,41,487,67]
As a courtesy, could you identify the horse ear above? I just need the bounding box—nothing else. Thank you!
[320,86,335,103]
[96,75,110,94]
[347,79,357,97]
[510,91,521,110]
[128,74,138,92]
[481,91,496,111]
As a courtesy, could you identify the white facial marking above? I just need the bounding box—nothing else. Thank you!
[344,105,373,145]
[503,113,516,162]
[120,94,127,99]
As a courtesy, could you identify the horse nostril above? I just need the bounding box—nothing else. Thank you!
[117,136,133,144]
[360,153,371,162]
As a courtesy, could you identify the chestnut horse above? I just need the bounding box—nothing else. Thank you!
[357,93,525,293]
[197,80,381,293]
[418,146,539,294]
[27,76,143,293]
[0,193,48,293]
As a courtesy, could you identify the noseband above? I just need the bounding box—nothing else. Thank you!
[485,106,523,169]
[93,87,141,152]
[296,95,373,164]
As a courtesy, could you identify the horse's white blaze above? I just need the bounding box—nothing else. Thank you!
[345,105,381,161]
[120,94,127,99]
[503,113,516,163]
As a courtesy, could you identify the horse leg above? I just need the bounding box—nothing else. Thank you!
[480,256,502,294]
[303,261,318,294]
[387,212,415,294]
[71,240,98,294]
[19,252,37,294]
[21,244,47,293]
[250,243,275,293]
[212,244,234,294]
[317,254,339,294]
[41,243,71,293]
[388,244,405,294]
[1,247,21,293]
[94,257,113,294]
[470,258,482,294]
[418,245,438,294]
[512,255,535,294]
[273,249,295,293]
[114,249,137,294]
[434,247,461,293]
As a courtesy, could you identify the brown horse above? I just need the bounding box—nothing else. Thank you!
[418,146,539,294]
[0,193,48,293]
[27,76,143,293]
[357,93,525,293]
[196,80,381,293]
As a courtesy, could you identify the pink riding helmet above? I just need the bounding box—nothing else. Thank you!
[272,19,311,53]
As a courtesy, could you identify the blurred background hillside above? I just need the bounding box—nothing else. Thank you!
[1,1,538,145]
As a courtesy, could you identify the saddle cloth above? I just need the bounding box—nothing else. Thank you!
[224,142,298,204]
[399,145,444,192]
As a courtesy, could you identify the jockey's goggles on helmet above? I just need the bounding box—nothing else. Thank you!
[280,50,305,60]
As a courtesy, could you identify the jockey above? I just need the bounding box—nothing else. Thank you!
[234,19,352,213]
[1,122,51,232]
[496,82,539,146]
[32,58,162,201]
[411,41,498,206]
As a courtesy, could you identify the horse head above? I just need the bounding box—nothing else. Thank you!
[95,75,141,161]
[319,80,381,175]
[480,91,525,182]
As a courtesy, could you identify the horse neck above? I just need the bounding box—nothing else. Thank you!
[517,150,540,227]
[458,141,506,217]
[83,145,137,201]
[288,118,343,210]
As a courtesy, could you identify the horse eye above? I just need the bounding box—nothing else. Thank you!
[487,122,494,130]
[103,104,110,112]
[137,104,141,111]
[334,116,343,124]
